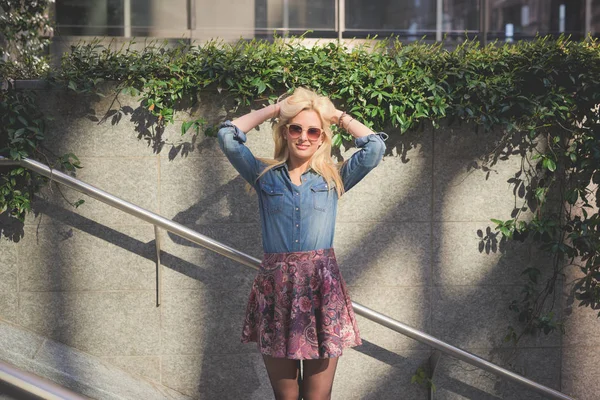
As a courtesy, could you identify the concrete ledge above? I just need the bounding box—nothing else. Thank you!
[0,320,191,400]
[12,80,51,90]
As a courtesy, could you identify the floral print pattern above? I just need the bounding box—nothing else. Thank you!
[241,248,361,359]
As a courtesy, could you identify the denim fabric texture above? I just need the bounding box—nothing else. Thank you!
[217,121,386,253]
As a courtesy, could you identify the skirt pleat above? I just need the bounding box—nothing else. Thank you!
[241,248,361,359]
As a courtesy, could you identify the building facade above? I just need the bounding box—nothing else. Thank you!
[52,0,600,44]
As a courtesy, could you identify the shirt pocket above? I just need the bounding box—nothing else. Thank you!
[260,182,285,214]
[310,182,335,212]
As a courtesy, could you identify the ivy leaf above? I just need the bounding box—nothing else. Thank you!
[332,133,342,148]
[181,121,192,135]
[543,158,557,172]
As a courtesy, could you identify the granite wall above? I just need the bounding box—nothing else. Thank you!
[0,86,596,399]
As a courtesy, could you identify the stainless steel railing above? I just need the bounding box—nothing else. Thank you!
[0,156,575,400]
[0,359,90,400]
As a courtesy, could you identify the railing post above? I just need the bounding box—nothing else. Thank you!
[428,350,442,400]
[154,225,162,307]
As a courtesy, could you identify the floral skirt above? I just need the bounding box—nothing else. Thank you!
[241,248,361,359]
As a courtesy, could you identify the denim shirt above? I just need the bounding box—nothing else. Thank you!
[217,121,386,253]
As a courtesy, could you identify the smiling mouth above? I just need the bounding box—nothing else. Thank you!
[296,144,310,150]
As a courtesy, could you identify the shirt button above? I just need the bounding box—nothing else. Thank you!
[296,224,299,227]
[295,240,299,243]
[295,192,299,196]
[295,207,299,211]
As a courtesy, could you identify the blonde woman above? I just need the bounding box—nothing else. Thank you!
[217,87,386,400]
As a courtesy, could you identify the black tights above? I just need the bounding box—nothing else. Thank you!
[262,355,339,400]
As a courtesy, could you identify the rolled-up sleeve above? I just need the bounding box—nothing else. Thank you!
[340,132,386,192]
[217,121,263,187]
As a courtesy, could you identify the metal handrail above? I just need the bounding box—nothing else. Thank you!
[0,359,90,400]
[0,156,574,400]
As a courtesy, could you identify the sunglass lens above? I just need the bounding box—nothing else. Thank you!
[307,128,322,140]
[288,124,303,136]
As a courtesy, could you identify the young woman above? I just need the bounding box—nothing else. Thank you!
[217,87,386,400]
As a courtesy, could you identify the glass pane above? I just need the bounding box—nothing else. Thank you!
[442,0,479,33]
[489,0,586,40]
[130,0,188,37]
[592,0,600,36]
[345,0,437,36]
[192,0,257,41]
[55,0,124,36]
[255,0,335,32]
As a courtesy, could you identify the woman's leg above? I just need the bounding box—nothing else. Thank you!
[262,355,301,400]
[301,357,339,400]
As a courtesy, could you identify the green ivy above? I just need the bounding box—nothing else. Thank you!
[0,0,52,79]
[0,1,54,222]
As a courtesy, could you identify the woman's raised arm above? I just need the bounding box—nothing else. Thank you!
[331,109,374,139]
[333,109,386,192]
[232,103,280,133]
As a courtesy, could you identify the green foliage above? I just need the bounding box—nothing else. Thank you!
[0,0,69,223]
[0,88,47,221]
[0,0,52,79]
[411,366,436,392]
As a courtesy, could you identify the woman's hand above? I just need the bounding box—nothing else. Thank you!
[330,109,344,126]
[272,102,281,119]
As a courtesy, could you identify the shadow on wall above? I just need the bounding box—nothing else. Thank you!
[8,89,102,397]
[0,210,25,242]
[429,126,563,399]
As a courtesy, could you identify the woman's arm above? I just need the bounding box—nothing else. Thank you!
[333,109,386,192]
[331,109,374,139]
[217,103,281,187]
[232,103,280,133]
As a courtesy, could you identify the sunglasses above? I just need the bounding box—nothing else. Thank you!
[285,124,323,142]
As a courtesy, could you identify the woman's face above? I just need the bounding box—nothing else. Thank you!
[284,109,324,165]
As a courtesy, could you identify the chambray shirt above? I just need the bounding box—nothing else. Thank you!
[217,121,386,253]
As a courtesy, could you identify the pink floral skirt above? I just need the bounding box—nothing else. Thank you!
[241,248,361,359]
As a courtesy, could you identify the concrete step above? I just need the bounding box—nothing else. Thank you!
[0,319,192,400]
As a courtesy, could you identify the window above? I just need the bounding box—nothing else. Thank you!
[52,0,594,43]
[346,0,437,38]
[129,0,188,37]
[55,0,124,36]
[255,0,336,36]
[488,0,586,40]
[442,0,479,35]
[592,0,600,36]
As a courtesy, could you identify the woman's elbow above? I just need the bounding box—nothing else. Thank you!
[365,136,386,167]
[217,127,236,153]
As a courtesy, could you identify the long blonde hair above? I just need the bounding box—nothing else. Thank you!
[256,87,345,198]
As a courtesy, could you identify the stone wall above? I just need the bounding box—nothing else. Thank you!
[0,86,596,399]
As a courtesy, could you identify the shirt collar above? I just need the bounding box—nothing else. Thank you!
[274,162,315,175]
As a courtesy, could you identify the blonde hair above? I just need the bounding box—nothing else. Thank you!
[256,87,345,198]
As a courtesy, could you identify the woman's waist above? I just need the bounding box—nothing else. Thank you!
[261,224,335,252]
[261,247,337,267]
